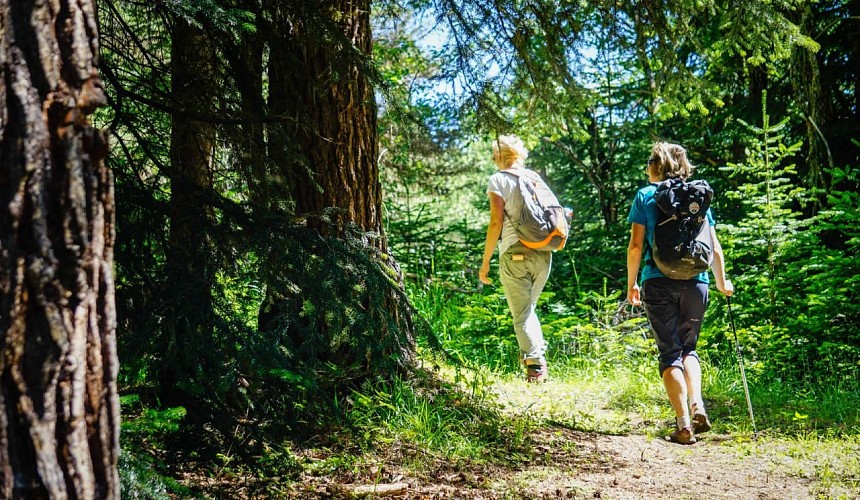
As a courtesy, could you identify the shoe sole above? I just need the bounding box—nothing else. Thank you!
[693,413,712,434]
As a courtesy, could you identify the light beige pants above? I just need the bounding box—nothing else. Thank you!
[499,243,552,366]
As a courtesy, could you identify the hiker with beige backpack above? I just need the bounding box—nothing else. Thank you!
[479,134,570,383]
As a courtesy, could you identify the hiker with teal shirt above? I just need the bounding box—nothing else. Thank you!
[626,141,734,444]
[479,135,552,383]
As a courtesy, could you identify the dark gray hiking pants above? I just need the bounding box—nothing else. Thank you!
[641,277,709,376]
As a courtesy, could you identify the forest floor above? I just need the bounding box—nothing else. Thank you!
[275,428,817,499]
[175,371,859,499]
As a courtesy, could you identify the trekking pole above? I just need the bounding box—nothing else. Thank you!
[726,295,757,434]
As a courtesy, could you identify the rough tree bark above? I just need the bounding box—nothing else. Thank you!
[269,0,382,235]
[260,0,416,374]
[0,0,120,498]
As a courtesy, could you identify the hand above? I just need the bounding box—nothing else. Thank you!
[627,283,641,306]
[479,262,492,285]
[718,278,734,297]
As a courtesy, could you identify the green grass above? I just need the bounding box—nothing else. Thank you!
[725,432,860,498]
[117,349,860,498]
[332,354,860,496]
[345,371,536,464]
[481,362,661,435]
[703,357,860,435]
[308,277,860,495]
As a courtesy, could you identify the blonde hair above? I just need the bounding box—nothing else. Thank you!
[493,134,528,169]
[650,142,695,180]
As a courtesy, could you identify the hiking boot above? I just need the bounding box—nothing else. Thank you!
[526,363,548,383]
[668,426,696,445]
[692,411,712,434]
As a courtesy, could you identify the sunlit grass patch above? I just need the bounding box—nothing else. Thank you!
[705,360,860,436]
[723,432,860,498]
[342,370,535,468]
[451,360,669,436]
[503,467,586,497]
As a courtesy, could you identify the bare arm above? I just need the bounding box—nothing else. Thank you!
[479,192,506,284]
[710,226,734,296]
[627,223,646,306]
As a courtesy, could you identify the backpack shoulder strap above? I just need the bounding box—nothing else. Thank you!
[497,169,527,223]
[499,168,527,178]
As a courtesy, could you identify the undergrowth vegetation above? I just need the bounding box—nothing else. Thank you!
[118,267,860,497]
[118,365,860,497]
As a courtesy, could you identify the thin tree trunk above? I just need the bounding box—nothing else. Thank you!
[790,4,829,192]
[851,0,860,124]
[0,0,120,497]
[229,1,268,208]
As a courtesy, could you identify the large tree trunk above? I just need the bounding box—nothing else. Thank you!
[269,0,382,237]
[161,15,217,404]
[259,0,415,377]
[0,0,120,498]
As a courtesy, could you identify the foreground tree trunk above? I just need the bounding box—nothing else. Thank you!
[0,1,120,497]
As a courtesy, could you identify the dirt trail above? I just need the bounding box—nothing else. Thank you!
[314,427,815,499]
[538,430,813,499]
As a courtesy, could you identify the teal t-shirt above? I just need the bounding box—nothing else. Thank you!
[627,183,714,284]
